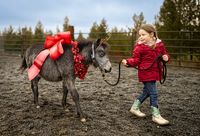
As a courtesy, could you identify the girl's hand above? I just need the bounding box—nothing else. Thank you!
[121,59,128,66]
[162,55,169,62]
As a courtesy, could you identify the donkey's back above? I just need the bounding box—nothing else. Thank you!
[21,44,74,81]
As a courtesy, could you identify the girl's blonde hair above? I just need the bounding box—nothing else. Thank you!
[140,24,158,39]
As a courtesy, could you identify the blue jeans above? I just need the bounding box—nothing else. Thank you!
[137,81,158,107]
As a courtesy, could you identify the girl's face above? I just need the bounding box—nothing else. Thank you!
[138,29,154,44]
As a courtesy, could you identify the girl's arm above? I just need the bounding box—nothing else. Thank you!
[160,42,170,62]
[122,45,141,67]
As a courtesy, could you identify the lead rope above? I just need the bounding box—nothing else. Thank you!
[102,55,167,86]
[159,60,167,84]
[102,60,122,86]
[134,55,167,84]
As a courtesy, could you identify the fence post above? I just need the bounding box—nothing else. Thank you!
[179,31,183,66]
[68,25,74,41]
[0,36,4,53]
[20,34,25,58]
[190,31,193,61]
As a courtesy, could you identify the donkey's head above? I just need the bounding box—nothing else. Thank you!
[92,39,112,73]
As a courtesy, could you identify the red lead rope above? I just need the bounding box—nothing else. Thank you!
[28,32,88,81]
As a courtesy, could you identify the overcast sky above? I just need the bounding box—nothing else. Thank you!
[0,0,164,33]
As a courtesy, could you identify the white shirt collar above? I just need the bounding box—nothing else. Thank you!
[137,39,162,45]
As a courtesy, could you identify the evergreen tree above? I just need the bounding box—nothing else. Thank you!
[2,25,18,51]
[18,26,33,52]
[45,30,53,36]
[156,0,200,61]
[19,26,33,43]
[21,27,33,39]
[109,26,132,56]
[56,26,61,33]
[62,16,74,40]
[3,25,14,36]
[34,21,44,43]
[97,18,108,39]
[156,0,199,31]
[88,22,99,39]
[63,16,69,32]
[76,31,85,41]
[88,19,108,39]
[155,0,181,31]
[26,27,33,45]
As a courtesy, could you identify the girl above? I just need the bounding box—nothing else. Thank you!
[122,24,170,125]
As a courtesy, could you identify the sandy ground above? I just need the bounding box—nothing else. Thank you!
[0,53,200,136]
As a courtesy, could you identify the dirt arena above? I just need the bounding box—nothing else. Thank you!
[0,53,199,136]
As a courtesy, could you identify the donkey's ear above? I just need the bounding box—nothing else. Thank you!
[96,38,101,45]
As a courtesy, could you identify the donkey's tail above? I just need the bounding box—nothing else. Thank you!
[19,56,27,72]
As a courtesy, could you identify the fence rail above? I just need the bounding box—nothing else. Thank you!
[0,31,200,68]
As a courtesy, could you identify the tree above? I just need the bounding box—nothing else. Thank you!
[97,18,108,39]
[132,12,146,31]
[155,0,181,31]
[156,0,200,61]
[88,18,109,39]
[56,26,61,33]
[20,26,33,43]
[63,16,69,32]
[88,22,99,39]
[34,21,44,43]
[45,30,53,36]
[76,31,85,41]
[3,25,14,36]
[2,25,18,51]
[177,0,200,31]
[62,16,74,40]
[156,0,200,31]
[17,26,33,53]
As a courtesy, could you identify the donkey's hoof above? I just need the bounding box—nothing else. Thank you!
[64,109,70,112]
[36,105,40,109]
[80,118,86,122]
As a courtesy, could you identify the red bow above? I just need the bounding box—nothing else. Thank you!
[28,32,88,81]
[28,32,71,80]
[44,32,71,60]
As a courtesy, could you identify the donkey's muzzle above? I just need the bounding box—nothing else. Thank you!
[104,67,112,73]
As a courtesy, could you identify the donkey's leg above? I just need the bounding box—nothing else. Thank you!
[64,79,86,122]
[62,81,69,110]
[31,77,40,108]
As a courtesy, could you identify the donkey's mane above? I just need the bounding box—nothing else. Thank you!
[77,40,93,51]
[77,39,108,52]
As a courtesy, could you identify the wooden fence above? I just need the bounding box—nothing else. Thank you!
[0,31,200,68]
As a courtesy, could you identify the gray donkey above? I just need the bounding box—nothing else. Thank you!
[20,39,112,122]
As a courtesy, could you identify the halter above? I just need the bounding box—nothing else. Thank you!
[91,42,99,67]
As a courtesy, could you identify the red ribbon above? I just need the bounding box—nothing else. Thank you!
[45,32,71,60]
[71,41,89,79]
[28,32,88,81]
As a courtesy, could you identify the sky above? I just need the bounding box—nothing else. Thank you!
[0,0,164,34]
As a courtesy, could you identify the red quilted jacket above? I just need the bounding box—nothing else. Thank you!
[126,39,170,82]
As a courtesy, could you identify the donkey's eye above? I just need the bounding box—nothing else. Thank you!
[98,51,105,57]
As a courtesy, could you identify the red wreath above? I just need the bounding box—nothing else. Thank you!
[28,32,88,80]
